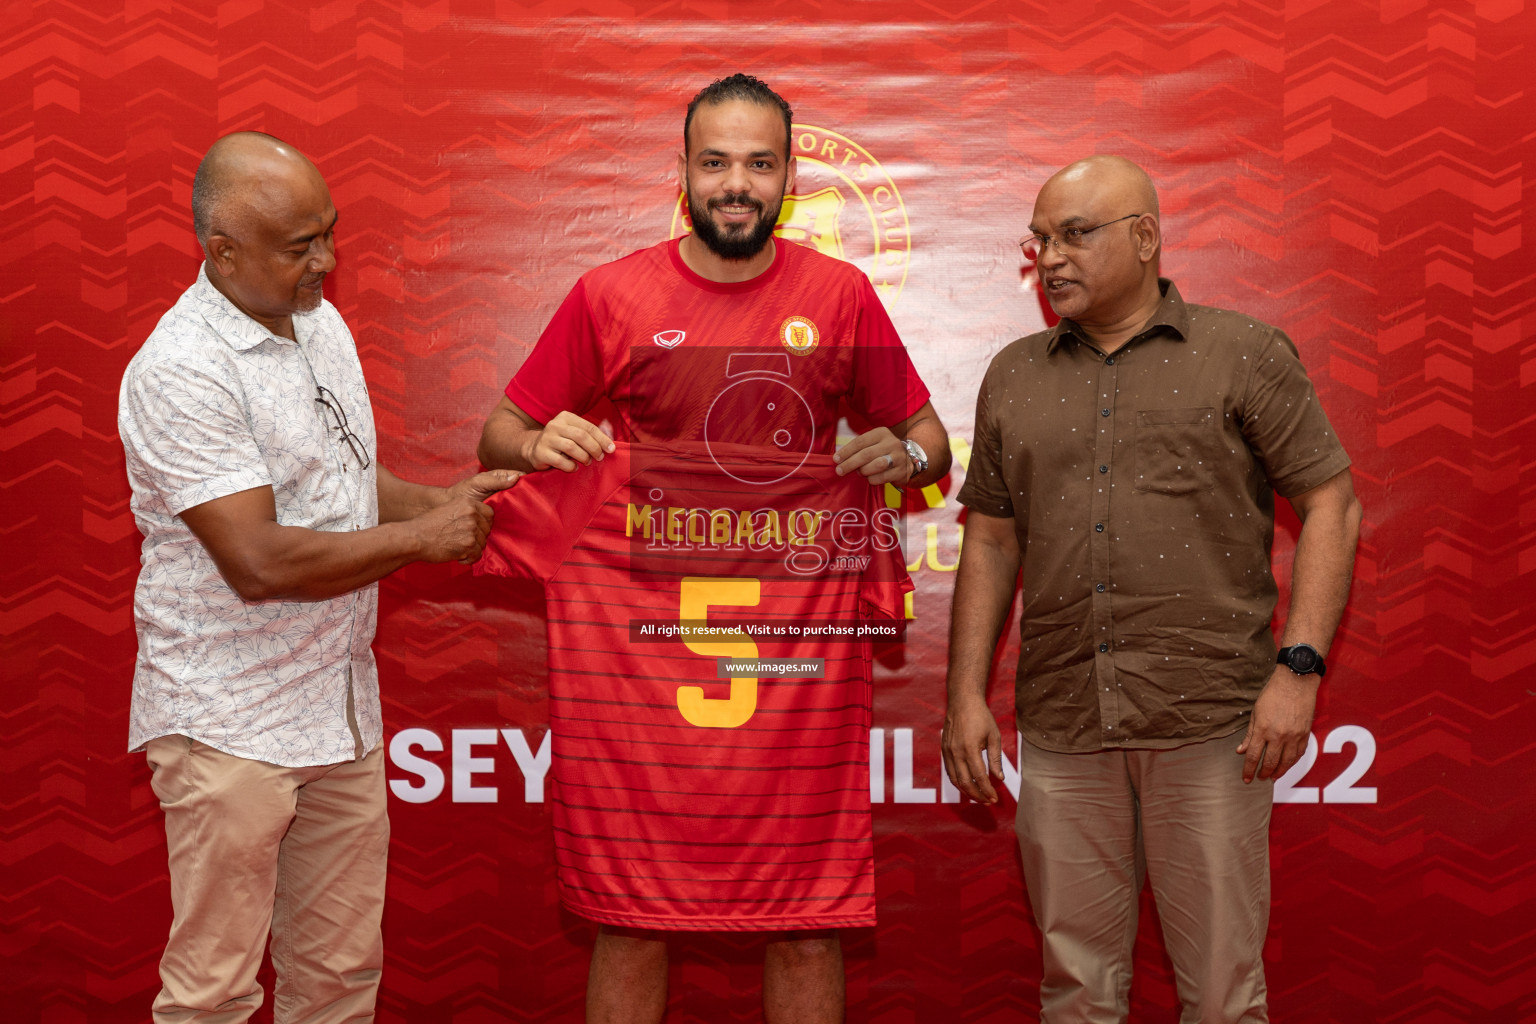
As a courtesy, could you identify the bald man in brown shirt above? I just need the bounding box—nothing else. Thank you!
[942,156,1362,1023]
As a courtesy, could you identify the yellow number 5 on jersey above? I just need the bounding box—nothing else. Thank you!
[676,577,760,728]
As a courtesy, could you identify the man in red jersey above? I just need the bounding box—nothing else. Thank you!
[478,74,950,1024]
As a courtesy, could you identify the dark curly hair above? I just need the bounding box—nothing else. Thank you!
[683,73,793,158]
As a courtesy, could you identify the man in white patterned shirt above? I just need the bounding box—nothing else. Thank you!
[118,132,517,1023]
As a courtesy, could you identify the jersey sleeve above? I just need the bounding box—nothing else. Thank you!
[476,458,612,584]
[851,479,914,621]
[504,277,608,425]
[860,553,913,622]
[846,276,930,428]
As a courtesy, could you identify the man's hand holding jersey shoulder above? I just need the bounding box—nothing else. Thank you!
[179,465,519,602]
[479,398,615,473]
[481,395,952,488]
[833,400,951,488]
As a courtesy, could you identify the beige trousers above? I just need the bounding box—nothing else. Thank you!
[1015,732,1273,1024]
[145,735,389,1024]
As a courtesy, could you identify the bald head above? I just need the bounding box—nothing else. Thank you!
[193,132,338,335]
[1027,155,1164,343]
[192,132,325,248]
[1042,154,1159,224]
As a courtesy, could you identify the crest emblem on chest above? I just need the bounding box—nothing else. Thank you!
[779,316,819,356]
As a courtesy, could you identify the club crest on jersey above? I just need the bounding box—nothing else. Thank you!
[779,316,819,356]
[653,329,686,349]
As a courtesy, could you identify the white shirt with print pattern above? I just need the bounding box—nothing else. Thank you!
[118,265,381,767]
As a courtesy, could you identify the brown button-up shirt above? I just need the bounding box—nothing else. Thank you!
[957,280,1351,752]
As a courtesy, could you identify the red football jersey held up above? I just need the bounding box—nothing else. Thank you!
[477,444,910,931]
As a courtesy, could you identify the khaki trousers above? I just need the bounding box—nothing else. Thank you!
[145,735,389,1024]
[1015,733,1273,1024]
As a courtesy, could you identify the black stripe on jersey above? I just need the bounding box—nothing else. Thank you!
[592,474,843,505]
[541,585,868,620]
[552,826,870,848]
[544,578,863,600]
[556,801,864,822]
[551,693,872,717]
[559,883,875,906]
[544,575,844,603]
[550,728,865,756]
[557,753,866,773]
[553,787,867,810]
[546,666,872,687]
[548,637,868,658]
[546,658,869,681]
[558,554,832,581]
[556,849,871,869]
[551,709,869,736]
[546,584,851,609]
[566,543,796,568]
[558,862,869,885]
[546,600,871,626]
[557,778,867,800]
[542,618,869,640]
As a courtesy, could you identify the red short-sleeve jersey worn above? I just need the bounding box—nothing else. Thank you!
[477,444,911,931]
[505,238,930,446]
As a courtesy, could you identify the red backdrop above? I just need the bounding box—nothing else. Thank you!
[3,1,1531,1021]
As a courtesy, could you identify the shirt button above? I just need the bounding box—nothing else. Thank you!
[1099,465,1109,474]
[1099,643,1109,653]
[1101,408,1110,417]
[1105,357,1115,365]
[1096,583,1106,592]
[1095,523,1105,532]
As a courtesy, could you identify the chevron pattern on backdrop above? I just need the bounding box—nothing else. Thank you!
[2,1,1531,1021]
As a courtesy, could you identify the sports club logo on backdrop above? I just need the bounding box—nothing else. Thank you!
[671,124,911,304]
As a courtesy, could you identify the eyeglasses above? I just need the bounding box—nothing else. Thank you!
[314,385,371,471]
[1020,213,1144,261]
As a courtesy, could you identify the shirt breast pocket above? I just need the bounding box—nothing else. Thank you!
[1135,408,1217,496]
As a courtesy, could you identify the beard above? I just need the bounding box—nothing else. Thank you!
[687,187,784,261]
[295,275,326,313]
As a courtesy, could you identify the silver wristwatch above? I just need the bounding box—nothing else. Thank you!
[902,439,929,477]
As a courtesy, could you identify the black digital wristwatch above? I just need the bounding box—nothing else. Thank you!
[1276,643,1327,678]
